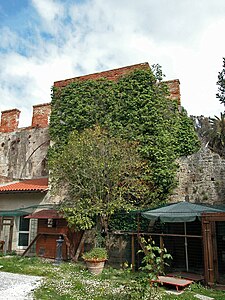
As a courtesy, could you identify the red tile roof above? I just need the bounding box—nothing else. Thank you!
[54,62,150,88]
[0,178,48,192]
[25,209,63,219]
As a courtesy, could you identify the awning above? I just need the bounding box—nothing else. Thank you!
[25,209,63,219]
[0,210,29,216]
[141,201,225,223]
[141,201,225,273]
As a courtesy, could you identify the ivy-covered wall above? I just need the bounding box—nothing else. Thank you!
[49,65,200,208]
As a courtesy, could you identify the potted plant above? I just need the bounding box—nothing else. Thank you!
[82,247,108,275]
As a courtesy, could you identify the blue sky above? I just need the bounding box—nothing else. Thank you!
[0,0,225,127]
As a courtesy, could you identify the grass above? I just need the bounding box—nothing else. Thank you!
[0,256,225,299]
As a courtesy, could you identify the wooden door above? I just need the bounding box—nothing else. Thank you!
[0,217,14,252]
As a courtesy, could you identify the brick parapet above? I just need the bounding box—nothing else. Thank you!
[54,62,150,87]
[54,63,181,105]
[164,79,181,105]
[0,103,51,133]
[0,109,21,133]
[0,63,180,133]
[32,103,51,128]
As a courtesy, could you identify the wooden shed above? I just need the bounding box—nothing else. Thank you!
[202,212,225,286]
[140,202,225,287]
[24,209,83,260]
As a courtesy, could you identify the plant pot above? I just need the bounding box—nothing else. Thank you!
[85,259,106,275]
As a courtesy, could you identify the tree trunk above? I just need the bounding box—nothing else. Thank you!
[73,230,87,262]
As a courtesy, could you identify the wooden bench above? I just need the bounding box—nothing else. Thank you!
[151,275,193,292]
[167,272,204,282]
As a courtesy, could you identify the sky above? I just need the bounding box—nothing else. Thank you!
[0,0,225,127]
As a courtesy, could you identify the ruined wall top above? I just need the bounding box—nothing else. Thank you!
[164,79,181,105]
[0,63,180,134]
[54,63,150,87]
[0,103,51,133]
[54,62,181,105]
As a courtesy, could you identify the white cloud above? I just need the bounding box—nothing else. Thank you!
[1,0,225,127]
[31,0,65,36]
[31,0,64,22]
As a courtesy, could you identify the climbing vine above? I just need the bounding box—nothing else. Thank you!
[49,67,200,229]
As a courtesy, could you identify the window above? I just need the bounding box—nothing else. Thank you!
[18,216,30,247]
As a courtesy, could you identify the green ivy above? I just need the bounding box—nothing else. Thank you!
[49,67,200,211]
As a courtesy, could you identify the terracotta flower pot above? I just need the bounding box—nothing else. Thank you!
[85,259,106,275]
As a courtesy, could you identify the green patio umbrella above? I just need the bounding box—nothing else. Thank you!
[141,201,225,271]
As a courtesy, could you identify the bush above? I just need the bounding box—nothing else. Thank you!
[82,247,108,261]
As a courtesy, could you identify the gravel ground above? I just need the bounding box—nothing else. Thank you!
[0,271,43,300]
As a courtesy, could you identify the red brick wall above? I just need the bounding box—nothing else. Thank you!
[165,79,181,104]
[54,63,181,105]
[54,62,150,87]
[31,103,51,128]
[0,109,20,133]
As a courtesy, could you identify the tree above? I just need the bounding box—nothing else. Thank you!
[191,113,225,157]
[216,57,225,106]
[190,115,211,144]
[208,113,225,157]
[50,126,150,233]
[193,59,225,157]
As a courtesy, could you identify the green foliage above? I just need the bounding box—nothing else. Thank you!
[1,256,225,300]
[216,57,225,106]
[82,247,108,261]
[108,211,150,232]
[192,113,225,157]
[124,278,162,300]
[139,238,172,280]
[208,112,225,157]
[50,126,149,230]
[174,108,201,156]
[49,67,200,230]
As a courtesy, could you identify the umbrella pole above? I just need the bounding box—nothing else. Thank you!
[184,222,189,272]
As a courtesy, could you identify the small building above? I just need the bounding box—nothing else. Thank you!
[24,209,83,260]
[0,178,49,254]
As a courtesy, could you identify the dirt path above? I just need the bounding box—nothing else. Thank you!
[0,271,43,300]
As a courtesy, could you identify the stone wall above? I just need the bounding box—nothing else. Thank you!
[0,103,51,183]
[2,104,225,206]
[170,146,225,205]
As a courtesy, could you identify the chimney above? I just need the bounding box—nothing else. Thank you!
[31,103,51,128]
[0,109,20,133]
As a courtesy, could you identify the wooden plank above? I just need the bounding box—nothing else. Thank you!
[22,233,41,257]
[202,220,210,284]
[211,221,219,283]
[202,213,225,222]
[203,221,215,285]
[151,276,193,292]
[167,272,204,282]
[112,231,202,238]
[131,234,135,272]
[160,235,164,255]
[73,231,86,262]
